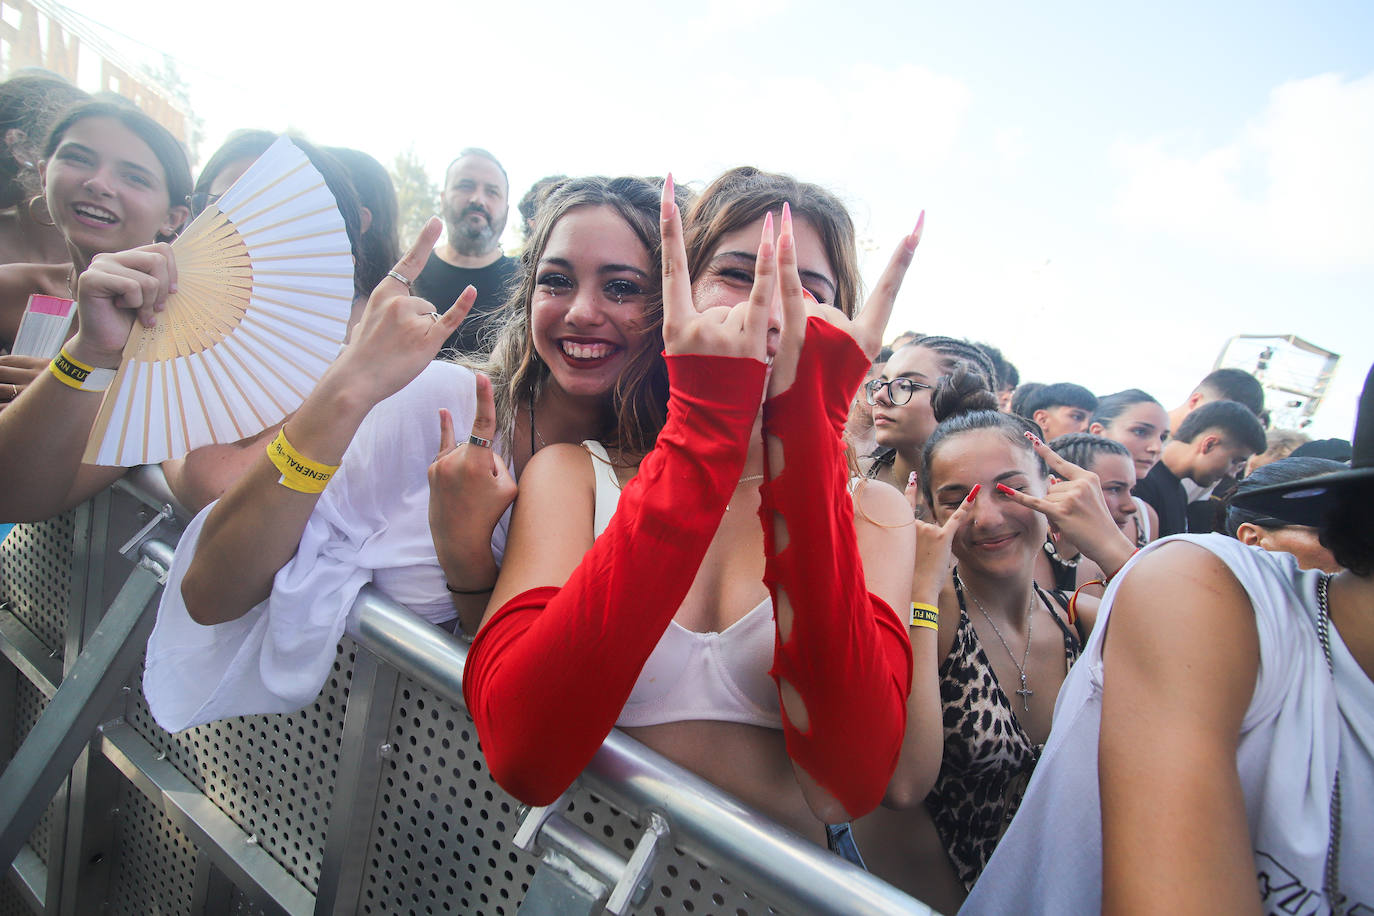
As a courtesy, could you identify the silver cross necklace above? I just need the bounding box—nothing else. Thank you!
[958,572,1037,712]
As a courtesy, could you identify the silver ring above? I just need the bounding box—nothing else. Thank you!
[467,434,493,449]
[386,268,413,288]
[426,311,441,323]
[4,383,15,400]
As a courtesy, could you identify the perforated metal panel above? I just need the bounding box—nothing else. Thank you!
[0,880,37,916]
[563,788,784,916]
[227,886,271,915]
[104,780,198,916]
[357,679,530,915]
[0,513,75,655]
[124,640,356,892]
[354,675,792,916]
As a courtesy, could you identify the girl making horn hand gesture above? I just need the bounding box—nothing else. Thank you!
[149,176,678,732]
[463,167,925,852]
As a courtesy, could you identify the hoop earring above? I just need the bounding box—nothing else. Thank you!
[26,195,55,228]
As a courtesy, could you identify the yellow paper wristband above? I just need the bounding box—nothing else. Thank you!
[910,602,939,630]
[49,348,114,392]
[266,427,339,494]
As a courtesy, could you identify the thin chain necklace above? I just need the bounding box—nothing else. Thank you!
[958,571,1037,712]
[725,474,765,511]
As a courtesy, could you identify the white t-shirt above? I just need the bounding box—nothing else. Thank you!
[962,534,1372,916]
[145,361,509,732]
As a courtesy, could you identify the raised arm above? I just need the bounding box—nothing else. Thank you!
[761,205,925,821]
[462,175,773,805]
[180,221,474,624]
[1099,542,1262,915]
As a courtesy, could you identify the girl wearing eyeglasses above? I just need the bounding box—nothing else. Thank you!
[862,336,1000,519]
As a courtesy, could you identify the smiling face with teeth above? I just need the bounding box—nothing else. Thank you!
[929,427,1050,579]
[529,204,653,402]
[39,115,188,259]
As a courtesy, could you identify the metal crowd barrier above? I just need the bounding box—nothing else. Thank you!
[0,468,935,915]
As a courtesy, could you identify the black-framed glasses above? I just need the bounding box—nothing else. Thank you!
[864,377,931,406]
[186,191,222,217]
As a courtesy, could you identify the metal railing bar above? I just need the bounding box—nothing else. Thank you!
[346,588,934,916]
[0,561,161,869]
[97,721,312,916]
[0,608,62,698]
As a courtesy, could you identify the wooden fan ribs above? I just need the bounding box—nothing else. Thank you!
[84,137,354,466]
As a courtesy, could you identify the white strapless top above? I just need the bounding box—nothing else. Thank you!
[582,441,783,729]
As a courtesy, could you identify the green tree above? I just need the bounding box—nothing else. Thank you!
[391,147,440,245]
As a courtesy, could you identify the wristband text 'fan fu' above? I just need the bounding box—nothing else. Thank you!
[84,136,354,466]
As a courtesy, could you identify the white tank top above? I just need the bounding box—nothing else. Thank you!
[582,441,783,730]
[962,534,1373,914]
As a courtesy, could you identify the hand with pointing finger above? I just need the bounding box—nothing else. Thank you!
[997,432,1139,578]
[429,372,517,607]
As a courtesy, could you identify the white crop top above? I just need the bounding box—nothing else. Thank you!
[583,441,784,730]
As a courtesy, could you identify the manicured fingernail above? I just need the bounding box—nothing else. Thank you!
[1023,431,1043,446]
[908,211,925,251]
[662,174,675,214]
[802,288,817,303]
[908,471,918,487]
[995,483,1015,496]
[779,203,794,250]
[965,484,981,504]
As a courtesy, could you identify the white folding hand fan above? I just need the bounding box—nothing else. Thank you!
[84,135,354,466]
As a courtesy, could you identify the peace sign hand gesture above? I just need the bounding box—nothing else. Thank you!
[659,174,773,362]
[996,432,1139,578]
[767,207,923,399]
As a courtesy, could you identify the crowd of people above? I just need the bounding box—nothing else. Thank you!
[0,70,1369,915]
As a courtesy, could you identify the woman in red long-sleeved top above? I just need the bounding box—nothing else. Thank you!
[460,167,935,852]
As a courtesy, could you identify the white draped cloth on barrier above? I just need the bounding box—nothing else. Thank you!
[145,361,502,732]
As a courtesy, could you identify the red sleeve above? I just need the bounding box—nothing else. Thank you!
[462,353,766,806]
[760,317,913,819]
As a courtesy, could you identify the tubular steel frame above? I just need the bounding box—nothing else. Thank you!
[0,468,935,915]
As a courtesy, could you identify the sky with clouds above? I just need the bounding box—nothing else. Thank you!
[45,0,1374,436]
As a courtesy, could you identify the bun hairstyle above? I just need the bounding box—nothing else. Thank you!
[897,334,999,424]
[930,360,999,422]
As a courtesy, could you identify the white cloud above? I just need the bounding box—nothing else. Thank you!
[1112,72,1374,268]
[688,0,788,40]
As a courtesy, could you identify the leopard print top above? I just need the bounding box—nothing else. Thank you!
[923,575,1082,890]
